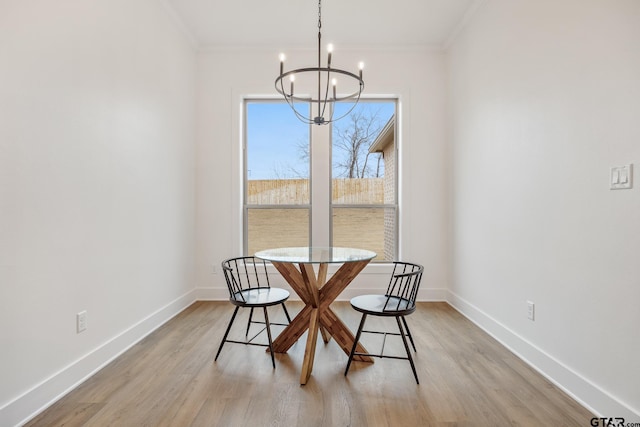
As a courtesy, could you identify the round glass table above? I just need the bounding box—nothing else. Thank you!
[255,246,376,264]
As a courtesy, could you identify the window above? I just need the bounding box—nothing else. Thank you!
[244,102,310,256]
[244,99,397,261]
[331,102,397,261]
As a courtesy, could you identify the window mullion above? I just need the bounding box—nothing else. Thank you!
[310,118,331,247]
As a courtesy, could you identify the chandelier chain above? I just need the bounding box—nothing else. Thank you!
[318,0,322,31]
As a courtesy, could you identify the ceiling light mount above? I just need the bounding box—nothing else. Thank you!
[275,0,365,125]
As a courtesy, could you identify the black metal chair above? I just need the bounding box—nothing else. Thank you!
[215,256,292,368]
[344,261,424,384]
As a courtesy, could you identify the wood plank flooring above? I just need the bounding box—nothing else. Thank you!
[25,301,594,426]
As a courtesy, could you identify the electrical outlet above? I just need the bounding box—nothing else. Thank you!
[527,301,535,321]
[77,311,87,333]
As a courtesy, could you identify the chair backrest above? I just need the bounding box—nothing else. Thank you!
[383,261,424,312]
[221,256,271,302]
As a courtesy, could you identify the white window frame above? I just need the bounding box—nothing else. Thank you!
[242,98,399,261]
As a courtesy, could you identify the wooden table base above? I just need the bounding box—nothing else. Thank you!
[270,260,374,384]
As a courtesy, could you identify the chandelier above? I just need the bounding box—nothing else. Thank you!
[275,0,365,125]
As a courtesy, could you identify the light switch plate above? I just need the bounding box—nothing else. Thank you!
[77,311,87,333]
[610,164,633,190]
[527,301,535,321]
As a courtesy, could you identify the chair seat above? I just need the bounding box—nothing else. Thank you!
[350,294,415,316]
[231,287,289,307]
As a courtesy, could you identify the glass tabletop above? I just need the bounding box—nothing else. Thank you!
[255,247,376,264]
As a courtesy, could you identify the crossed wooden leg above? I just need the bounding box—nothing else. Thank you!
[270,260,374,384]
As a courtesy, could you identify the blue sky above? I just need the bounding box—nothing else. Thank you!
[247,101,395,180]
[246,102,309,179]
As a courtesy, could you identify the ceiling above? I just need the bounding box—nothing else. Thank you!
[165,0,481,49]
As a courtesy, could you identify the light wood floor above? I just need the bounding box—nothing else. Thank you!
[26,301,593,426]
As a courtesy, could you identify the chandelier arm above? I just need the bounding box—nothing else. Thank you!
[276,75,315,124]
[283,91,362,126]
[276,72,289,98]
[292,108,316,125]
[284,92,315,125]
[288,100,316,125]
[320,69,333,120]
[323,89,363,124]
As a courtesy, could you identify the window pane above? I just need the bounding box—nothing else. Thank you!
[331,102,395,204]
[245,101,310,256]
[247,208,309,255]
[331,101,397,261]
[247,102,310,205]
[332,207,395,262]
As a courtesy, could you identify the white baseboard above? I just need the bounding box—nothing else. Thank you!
[1,290,197,427]
[339,286,447,302]
[204,263,447,303]
[447,290,640,422]
[195,285,448,302]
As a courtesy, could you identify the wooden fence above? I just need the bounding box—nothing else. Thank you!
[247,178,384,204]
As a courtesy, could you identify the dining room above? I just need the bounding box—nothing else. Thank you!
[1,0,639,426]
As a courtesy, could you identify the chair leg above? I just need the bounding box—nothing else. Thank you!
[282,303,292,323]
[396,316,419,384]
[246,307,254,336]
[215,306,240,361]
[263,307,276,369]
[345,313,368,377]
[401,316,417,352]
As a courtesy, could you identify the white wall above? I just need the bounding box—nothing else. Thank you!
[194,47,450,300]
[448,0,640,420]
[0,1,197,425]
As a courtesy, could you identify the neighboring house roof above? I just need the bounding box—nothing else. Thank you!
[369,114,395,153]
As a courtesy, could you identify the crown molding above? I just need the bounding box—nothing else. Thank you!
[197,43,445,55]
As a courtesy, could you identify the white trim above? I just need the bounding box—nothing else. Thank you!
[1,291,197,427]
[197,285,446,303]
[447,290,640,422]
[339,287,446,302]
[201,263,444,302]
[198,43,444,54]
